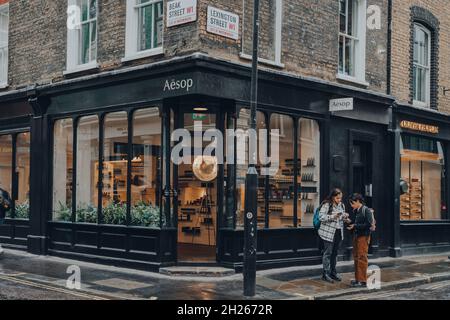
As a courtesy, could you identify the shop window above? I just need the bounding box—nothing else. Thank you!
[53,119,74,222]
[76,115,99,224]
[400,135,447,220]
[0,134,12,218]
[102,112,128,225]
[338,0,367,83]
[131,107,162,227]
[413,23,431,107]
[241,0,283,66]
[124,0,164,61]
[298,118,321,227]
[66,0,98,72]
[15,133,30,219]
[236,109,266,229]
[268,113,294,228]
[0,3,8,86]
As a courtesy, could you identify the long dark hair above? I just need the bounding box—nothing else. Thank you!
[324,188,343,205]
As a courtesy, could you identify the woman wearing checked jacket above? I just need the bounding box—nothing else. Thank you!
[318,188,349,283]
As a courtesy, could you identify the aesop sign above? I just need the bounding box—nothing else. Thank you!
[329,98,354,112]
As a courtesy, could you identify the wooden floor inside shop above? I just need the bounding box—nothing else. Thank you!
[177,243,216,262]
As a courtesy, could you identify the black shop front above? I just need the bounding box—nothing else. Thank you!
[0,54,397,271]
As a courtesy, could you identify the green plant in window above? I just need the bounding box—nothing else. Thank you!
[76,204,98,224]
[131,201,164,228]
[55,202,72,222]
[102,202,127,225]
[15,201,30,219]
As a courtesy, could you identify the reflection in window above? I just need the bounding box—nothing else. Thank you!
[0,135,12,218]
[236,109,266,229]
[298,119,321,227]
[131,108,162,227]
[400,135,447,220]
[76,115,99,224]
[137,0,163,51]
[102,112,128,225]
[53,119,74,221]
[269,114,294,228]
[15,133,30,219]
[413,23,431,106]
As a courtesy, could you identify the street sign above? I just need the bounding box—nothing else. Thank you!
[167,0,197,27]
[329,97,354,112]
[207,6,239,40]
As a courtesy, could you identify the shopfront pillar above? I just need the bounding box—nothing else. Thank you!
[389,117,402,257]
[27,93,51,255]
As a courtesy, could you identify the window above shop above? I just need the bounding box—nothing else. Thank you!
[240,0,284,68]
[413,23,431,108]
[337,0,367,85]
[0,3,8,87]
[123,0,164,62]
[65,0,98,74]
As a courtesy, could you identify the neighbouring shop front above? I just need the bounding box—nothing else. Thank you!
[392,104,450,256]
[0,95,32,249]
[0,55,398,271]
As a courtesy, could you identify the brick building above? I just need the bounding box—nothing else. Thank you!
[0,0,448,270]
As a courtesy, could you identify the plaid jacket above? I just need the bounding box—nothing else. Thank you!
[318,202,345,242]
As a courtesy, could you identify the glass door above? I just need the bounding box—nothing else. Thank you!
[176,112,218,262]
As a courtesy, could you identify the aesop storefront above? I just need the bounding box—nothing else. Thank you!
[0,54,396,271]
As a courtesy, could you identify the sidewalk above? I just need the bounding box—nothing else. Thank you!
[0,249,449,300]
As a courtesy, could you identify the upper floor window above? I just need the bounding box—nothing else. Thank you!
[413,23,431,107]
[0,3,8,86]
[241,0,283,67]
[66,0,98,73]
[338,0,366,84]
[124,0,164,61]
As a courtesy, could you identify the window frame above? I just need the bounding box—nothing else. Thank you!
[50,106,165,228]
[0,3,9,88]
[412,23,432,108]
[240,0,284,68]
[123,0,164,62]
[234,109,322,230]
[65,0,99,75]
[0,130,31,220]
[400,133,448,221]
[337,0,367,85]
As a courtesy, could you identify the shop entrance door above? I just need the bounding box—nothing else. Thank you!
[176,112,219,263]
[351,140,373,208]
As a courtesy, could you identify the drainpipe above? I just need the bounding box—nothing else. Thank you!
[387,0,393,96]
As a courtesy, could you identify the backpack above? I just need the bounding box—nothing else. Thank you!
[313,207,322,230]
[313,202,333,230]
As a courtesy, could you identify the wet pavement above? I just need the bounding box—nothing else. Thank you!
[0,249,449,300]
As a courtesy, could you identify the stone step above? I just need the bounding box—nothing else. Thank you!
[159,266,235,277]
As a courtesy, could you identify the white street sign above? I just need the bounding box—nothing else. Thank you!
[207,6,239,40]
[167,0,197,27]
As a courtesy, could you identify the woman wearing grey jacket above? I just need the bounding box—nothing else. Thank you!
[318,188,349,283]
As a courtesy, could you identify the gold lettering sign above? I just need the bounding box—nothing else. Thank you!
[400,121,439,134]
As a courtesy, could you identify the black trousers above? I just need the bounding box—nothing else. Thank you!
[322,230,342,276]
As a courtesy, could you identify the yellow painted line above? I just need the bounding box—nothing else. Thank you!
[0,274,110,300]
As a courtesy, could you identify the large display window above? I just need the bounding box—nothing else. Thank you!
[0,134,12,218]
[235,109,321,229]
[52,107,164,228]
[53,119,73,221]
[400,135,447,220]
[0,133,31,220]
